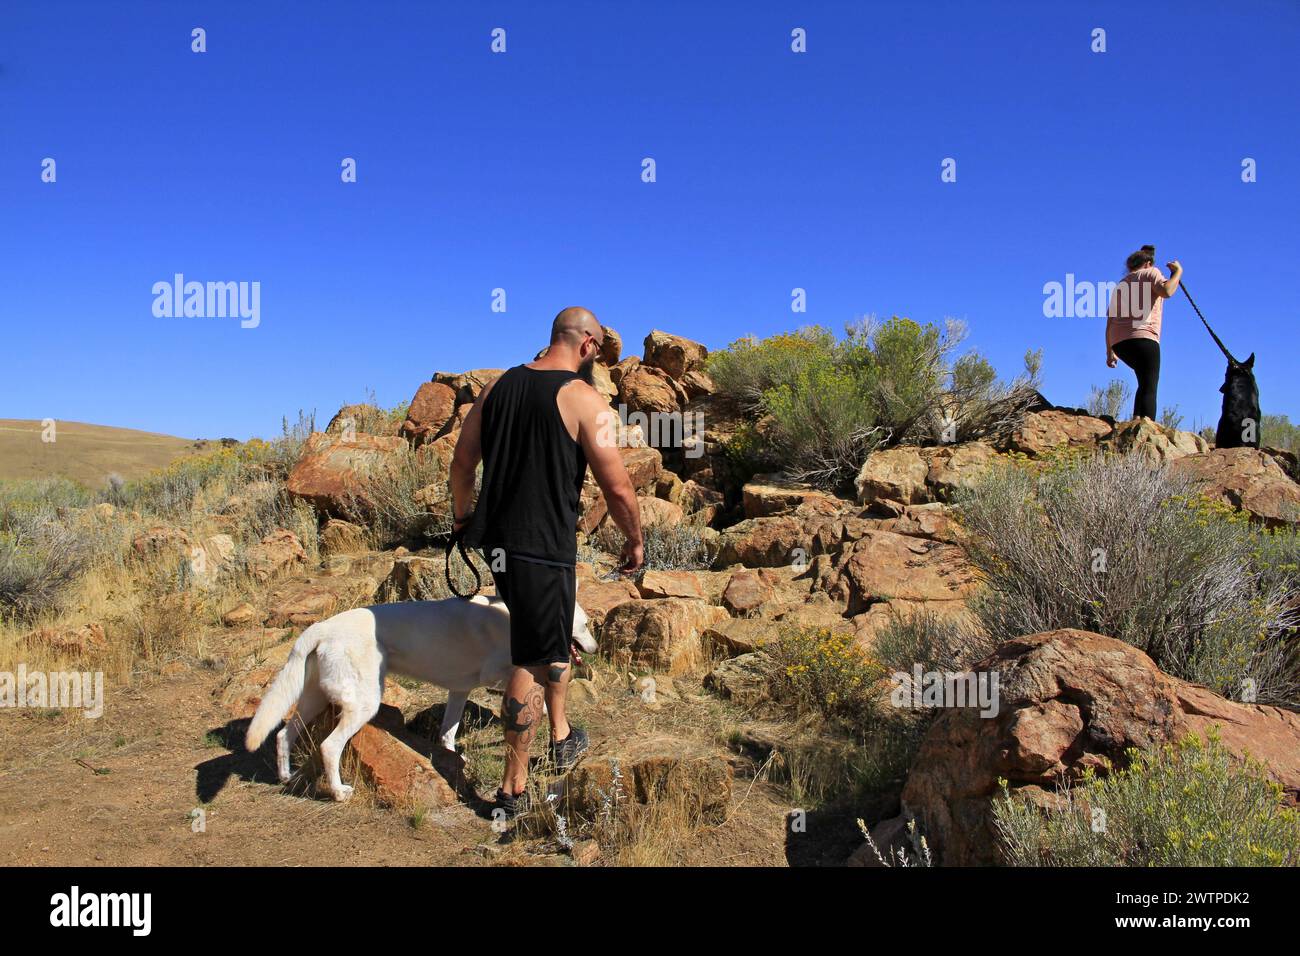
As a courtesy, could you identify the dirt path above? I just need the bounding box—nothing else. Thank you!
[1,646,794,867]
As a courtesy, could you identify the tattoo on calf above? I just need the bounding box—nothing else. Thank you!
[547,663,568,685]
[502,685,545,740]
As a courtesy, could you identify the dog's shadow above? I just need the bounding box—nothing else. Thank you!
[197,702,502,817]
[195,718,280,803]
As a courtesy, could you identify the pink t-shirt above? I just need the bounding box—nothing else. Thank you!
[1106,265,1166,349]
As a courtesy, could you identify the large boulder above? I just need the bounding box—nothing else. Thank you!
[244,529,307,583]
[1005,409,1112,456]
[600,599,729,675]
[399,381,458,446]
[855,447,930,506]
[618,365,682,416]
[1170,447,1300,527]
[642,330,708,381]
[743,474,844,518]
[818,530,977,615]
[714,514,858,568]
[286,432,407,516]
[598,325,623,366]
[1108,417,1209,464]
[576,576,641,628]
[922,441,999,498]
[432,369,503,407]
[558,733,732,824]
[898,629,1300,866]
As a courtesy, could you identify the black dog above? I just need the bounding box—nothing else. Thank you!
[1214,352,1260,449]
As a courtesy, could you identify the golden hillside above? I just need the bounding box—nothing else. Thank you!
[0,419,204,487]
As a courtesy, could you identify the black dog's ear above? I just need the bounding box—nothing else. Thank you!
[1243,352,1255,369]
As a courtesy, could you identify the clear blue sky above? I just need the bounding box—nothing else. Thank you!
[3,0,1298,440]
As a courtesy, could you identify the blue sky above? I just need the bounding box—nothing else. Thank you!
[3,0,1298,441]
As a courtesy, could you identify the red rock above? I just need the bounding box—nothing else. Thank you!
[576,577,640,628]
[642,330,709,381]
[400,381,458,446]
[1006,409,1112,456]
[721,568,781,615]
[617,365,682,417]
[286,431,407,516]
[601,599,729,675]
[637,570,704,600]
[821,530,977,614]
[244,529,307,583]
[1170,446,1300,527]
[898,628,1300,865]
[348,721,461,810]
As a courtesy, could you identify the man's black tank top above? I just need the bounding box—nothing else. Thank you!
[463,365,588,565]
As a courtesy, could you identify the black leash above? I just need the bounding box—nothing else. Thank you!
[443,526,481,599]
[1179,282,1238,364]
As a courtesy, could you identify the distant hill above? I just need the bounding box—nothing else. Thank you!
[0,419,205,487]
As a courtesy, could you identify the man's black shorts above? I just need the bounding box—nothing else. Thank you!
[488,551,575,667]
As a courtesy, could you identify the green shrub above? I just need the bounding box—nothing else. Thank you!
[770,626,887,736]
[706,327,838,414]
[0,510,90,622]
[1086,379,1130,419]
[871,607,993,676]
[707,318,1038,490]
[588,518,715,571]
[956,452,1300,704]
[1262,414,1300,453]
[994,731,1300,866]
[347,446,454,549]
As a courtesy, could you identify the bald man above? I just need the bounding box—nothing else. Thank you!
[450,307,644,819]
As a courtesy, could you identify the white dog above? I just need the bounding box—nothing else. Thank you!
[243,595,596,801]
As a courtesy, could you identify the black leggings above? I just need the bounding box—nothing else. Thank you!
[1113,338,1160,420]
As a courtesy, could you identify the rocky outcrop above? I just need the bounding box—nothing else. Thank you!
[642,330,708,381]
[559,733,732,824]
[286,432,407,516]
[1005,409,1112,456]
[600,598,729,675]
[399,381,457,446]
[1170,447,1300,526]
[743,474,843,518]
[1109,418,1209,464]
[432,369,502,407]
[818,530,977,615]
[618,365,683,416]
[244,529,307,583]
[896,629,1300,866]
[855,447,930,505]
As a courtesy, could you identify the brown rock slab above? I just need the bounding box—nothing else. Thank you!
[559,734,732,824]
[898,628,1300,866]
[600,598,729,675]
[1170,446,1300,527]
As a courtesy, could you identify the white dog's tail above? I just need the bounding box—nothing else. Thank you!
[244,623,326,751]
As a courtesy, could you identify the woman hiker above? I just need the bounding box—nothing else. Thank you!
[1106,244,1183,420]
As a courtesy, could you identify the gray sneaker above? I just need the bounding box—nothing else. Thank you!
[548,726,589,772]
